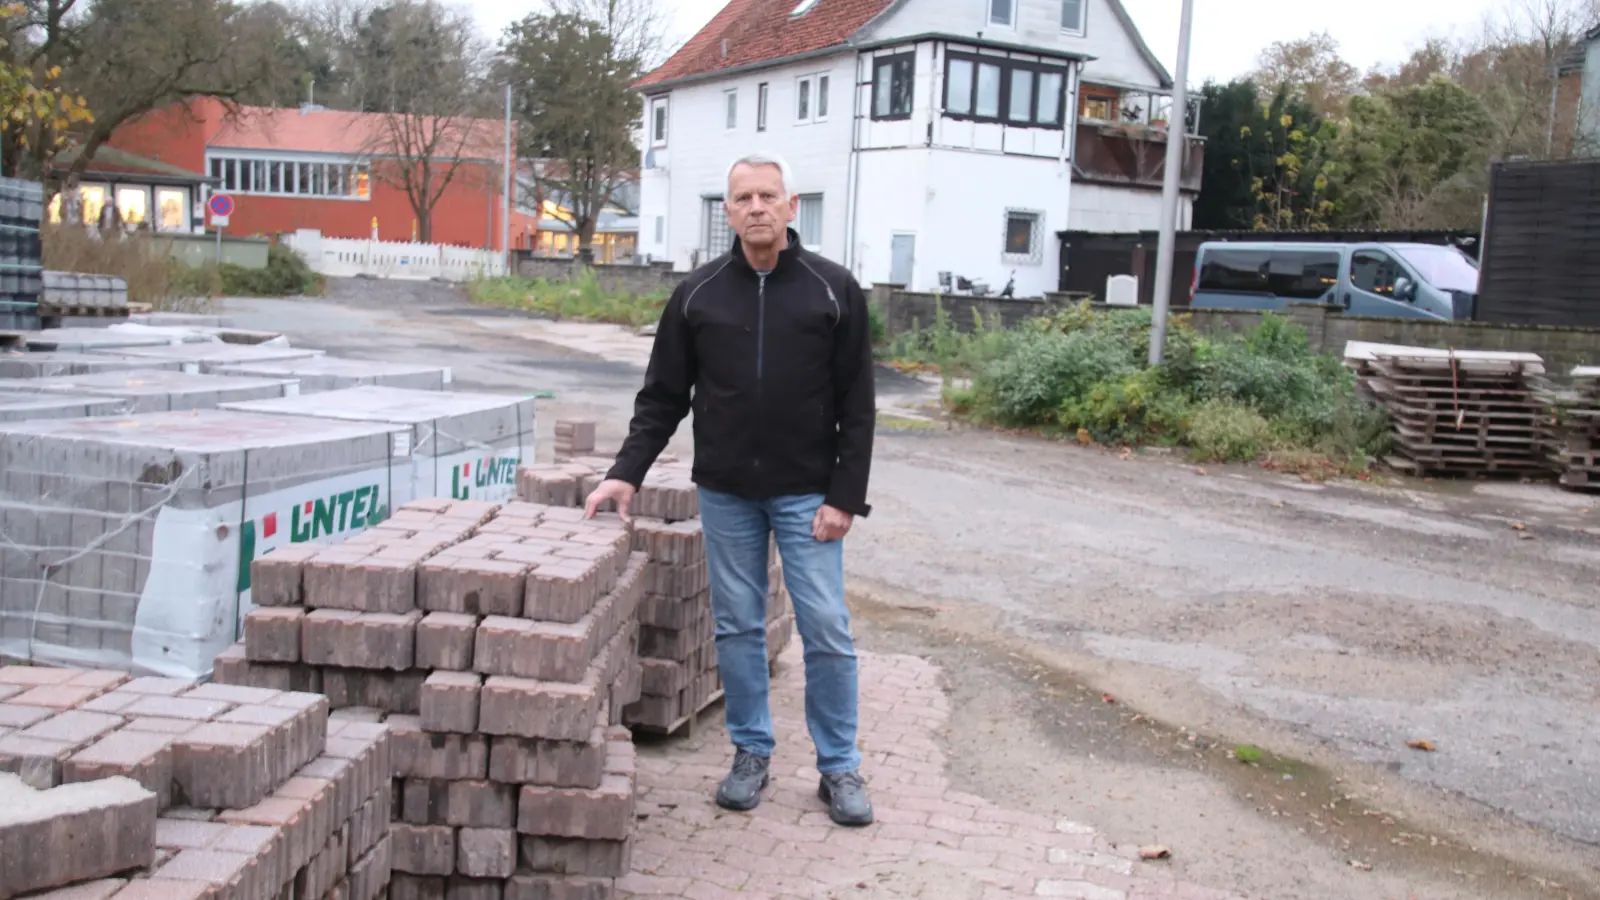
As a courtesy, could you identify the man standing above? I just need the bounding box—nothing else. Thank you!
[584,152,876,826]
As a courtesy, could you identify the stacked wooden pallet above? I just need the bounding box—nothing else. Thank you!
[1547,366,1600,491]
[1343,342,1552,477]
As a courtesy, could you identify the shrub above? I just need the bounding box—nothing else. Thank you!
[171,243,322,299]
[1186,400,1275,462]
[42,225,175,307]
[468,268,667,327]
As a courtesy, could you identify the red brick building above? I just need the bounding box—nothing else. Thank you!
[102,97,535,249]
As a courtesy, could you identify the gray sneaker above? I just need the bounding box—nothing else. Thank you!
[715,749,770,811]
[818,770,874,826]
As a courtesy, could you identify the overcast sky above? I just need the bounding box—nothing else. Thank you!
[463,0,1516,85]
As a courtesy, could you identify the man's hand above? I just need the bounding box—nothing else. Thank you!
[584,479,637,522]
[811,504,854,542]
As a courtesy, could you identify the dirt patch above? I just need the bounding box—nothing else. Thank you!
[850,592,1600,900]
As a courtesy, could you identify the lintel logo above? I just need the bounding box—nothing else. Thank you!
[451,456,521,500]
[237,484,386,593]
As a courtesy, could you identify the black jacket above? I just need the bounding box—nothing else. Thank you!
[607,229,876,517]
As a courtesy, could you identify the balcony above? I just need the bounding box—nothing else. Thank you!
[1073,87,1204,192]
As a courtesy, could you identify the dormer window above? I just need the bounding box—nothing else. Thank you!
[791,0,820,15]
[988,0,1013,28]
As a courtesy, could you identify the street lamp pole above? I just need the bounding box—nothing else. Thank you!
[1148,0,1195,366]
[502,80,512,277]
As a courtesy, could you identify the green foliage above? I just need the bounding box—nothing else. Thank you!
[467,268,667,327]
[866,302,887,346]
[171,244,323,298]
[894,300,1387,472]
[1194,80,1338,231]
[881,297,1009,376]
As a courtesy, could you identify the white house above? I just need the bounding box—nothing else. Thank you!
[632,0,1203,297]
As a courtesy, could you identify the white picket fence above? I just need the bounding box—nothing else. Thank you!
[283,229,507,281]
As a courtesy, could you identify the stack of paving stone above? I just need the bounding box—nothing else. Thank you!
[1547,367,1600,492]
[0,664,391,900]
[0,369,301,413]
[552,420,596,461]
[213,497,645,900]
[515,454,795,734]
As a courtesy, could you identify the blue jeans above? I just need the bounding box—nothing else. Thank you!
[698,487,861,775]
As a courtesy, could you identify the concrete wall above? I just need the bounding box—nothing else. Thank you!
[168,233,269,269]
[513,253,683,296]
[883,290,1600,373]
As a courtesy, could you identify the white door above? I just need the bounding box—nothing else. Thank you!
[890,233,915,286]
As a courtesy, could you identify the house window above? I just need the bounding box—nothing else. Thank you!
[205,155,372,199]
[703,196,732,258]
[1061,0,1084,32]
[797,194,823,247]
[1081,86,1119,121]
[115,187,148,227]
[757,83,769,131]
[1003,209,1043,264]
[872,54,914,120]
[653,215,664,243]
[79,185,107,224]
[944,53,1067,128]
[797,74,829,123]
[989,0,1013,27]
[650,96,669,146]
[155,187,187,232]
[725,89,738,129]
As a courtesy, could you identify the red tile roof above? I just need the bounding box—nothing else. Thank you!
[635,0,897,89]
[208,105,508,161]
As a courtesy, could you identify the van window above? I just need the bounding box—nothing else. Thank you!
[1351,251,1402,297]
[1199,248,1339,299]
[1265,251,1340,300]
[1198,249,1269,293]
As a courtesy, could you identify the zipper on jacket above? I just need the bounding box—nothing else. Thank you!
[754,272,767,470]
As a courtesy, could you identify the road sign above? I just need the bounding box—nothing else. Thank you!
[211,214,229,228]
[208,193,234,219]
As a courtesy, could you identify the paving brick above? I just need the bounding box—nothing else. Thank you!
[0,704,54,729]
[346,786,392,866]
[78,691,145,714]
[445,876,506,900]
[21,709,124,748]
[185,683,284,706]
[416,612,478,671]
[304,551,419,614]
[250,543,319,607]
[106,880,213,900]
[154,817,231,850]
[63,729,176,807]
[387,715,488,780]
[477,676,602,745]
[421,671,482,734]
[213,822,287,897]
[211,645,325,695]
[244,606,306,663]
[7,684,104,710]
[119,677,196,697]
[152,848,256,898]
[0,666,79,686]
[67,670,131,692]
[457,827,516,879]
[0,773,158,897]
[523,560,603,624]
[486,720,607,790]
[121,716,201,736]
[216,794,315,878]
[389,873,448,900]
[321,667,424,714]
[348,832,393,900]
[0,734,75,788]
[515,773,634,841]
[120,694,234,722]
[474,617,590,683]
[391,823,455,876]
[170,721,276,809]
[400,779,516,828]
[503,873,613,900]
[23,877,128,900]
[419,557,529,616]
[518,835,631,877]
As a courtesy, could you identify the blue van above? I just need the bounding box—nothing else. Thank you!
[1189,241,1479,320]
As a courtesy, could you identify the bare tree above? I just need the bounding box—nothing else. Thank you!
[1250,31,1360,118]
[352,0,496,243]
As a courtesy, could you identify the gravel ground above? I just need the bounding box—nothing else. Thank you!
[223,279,1600,899]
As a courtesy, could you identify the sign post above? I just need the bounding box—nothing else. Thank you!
[208,193,235,266]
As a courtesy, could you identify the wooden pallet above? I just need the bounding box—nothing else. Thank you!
[629,689,727,739]
[0,331,25,349]
[38,304,130,318]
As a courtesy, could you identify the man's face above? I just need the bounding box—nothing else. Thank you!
[725,163,797,251]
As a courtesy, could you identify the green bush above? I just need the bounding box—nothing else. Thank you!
[894,299,1387,471]
[172,243,322,298]
[467,268,667,327]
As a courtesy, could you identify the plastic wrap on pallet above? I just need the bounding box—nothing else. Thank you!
[222,385,536,506]
[0,392,129,422]
[0,410,414,677]
[24,327,212,352]
[96,339,324,372]
[0,369,302,413]
[0,351,186,379]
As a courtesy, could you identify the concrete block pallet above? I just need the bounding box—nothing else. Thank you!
[1547,367,1600,491]
[0,662,391,900]
[211,359,454,394]
[93,343,324,373]
[0,410,414,676]
[214,497,644,900]
[0,370,302,414]
[515,425,797,736]
[0,353,187,380]
[0,393,127,423]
